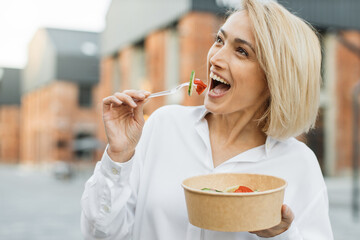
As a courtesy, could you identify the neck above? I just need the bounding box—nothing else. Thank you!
[205,108,267,148]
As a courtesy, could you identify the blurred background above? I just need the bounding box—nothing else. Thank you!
[0,0,359,239]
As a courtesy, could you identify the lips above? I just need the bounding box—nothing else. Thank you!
[209,72,231,98]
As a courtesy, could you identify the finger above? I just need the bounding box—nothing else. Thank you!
[123,89,150,95]
[281,205,294,223]
[249,205,294,236]
[143,90,151,97]
[133,98,149,123]
[123,90,149,101]
[103,96,123,111]
[114,92,137,108]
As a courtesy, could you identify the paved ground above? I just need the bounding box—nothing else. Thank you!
[0,164,92,240]
[0,164,359,239]
[325,177,360,240]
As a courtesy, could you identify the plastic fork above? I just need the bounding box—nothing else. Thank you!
[147,82,190,99]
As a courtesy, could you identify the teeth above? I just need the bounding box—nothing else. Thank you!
[210,72,230,85]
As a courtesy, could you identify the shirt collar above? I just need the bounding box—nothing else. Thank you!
[196,105,209,123]
[264,136,276,157]
[196,105,284,158]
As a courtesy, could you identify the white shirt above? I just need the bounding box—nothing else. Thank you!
[81,105,333,240]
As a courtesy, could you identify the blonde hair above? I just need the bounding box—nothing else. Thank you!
[237,0,322,139]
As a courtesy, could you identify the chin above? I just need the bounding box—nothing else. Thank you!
[204,98,228,115]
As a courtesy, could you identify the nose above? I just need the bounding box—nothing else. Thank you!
[209,46,227,69]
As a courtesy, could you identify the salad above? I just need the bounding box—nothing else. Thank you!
[188,70,207,96]
[201,185,258,193]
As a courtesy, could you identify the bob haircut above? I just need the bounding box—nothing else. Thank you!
[234,0,322,139]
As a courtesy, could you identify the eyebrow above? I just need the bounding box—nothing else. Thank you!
[220,28,255,53]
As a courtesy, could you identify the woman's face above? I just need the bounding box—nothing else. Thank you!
[204,11,269,115]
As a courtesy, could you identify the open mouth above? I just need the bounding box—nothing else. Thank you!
[209,72,231,97]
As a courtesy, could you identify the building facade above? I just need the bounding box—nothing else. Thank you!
[95,0,227,158]
[2,0,358,176]
[21,28,100,164]
[276,0,360,175]
[96,0,360,176]
[0,67,21,163]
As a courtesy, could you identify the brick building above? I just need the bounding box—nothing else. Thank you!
[96,0,360,176]
[95,0,227,158]
[0,67,21,163]
[277,0,360,175]
[21,28,100,164]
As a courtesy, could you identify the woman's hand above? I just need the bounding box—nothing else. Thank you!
[250,204,294,237]
[102,90,150,163]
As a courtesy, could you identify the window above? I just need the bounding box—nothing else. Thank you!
[78,85,92,107]
[73,132,95,161]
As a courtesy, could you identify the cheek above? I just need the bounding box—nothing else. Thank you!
[232,69,267,98]
[256,71,268,95]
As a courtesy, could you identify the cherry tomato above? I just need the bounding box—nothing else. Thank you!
[194,78,207,95]
[234,186,254,193]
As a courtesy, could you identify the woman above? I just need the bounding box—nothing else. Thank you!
[81,0,333,239]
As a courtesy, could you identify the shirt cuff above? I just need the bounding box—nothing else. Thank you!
[257,223,301,240]
[100,145,134,182]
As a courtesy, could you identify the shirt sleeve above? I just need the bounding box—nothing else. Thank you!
[80,146,140,239]
[80,109,158,240]
[257,187,333,240]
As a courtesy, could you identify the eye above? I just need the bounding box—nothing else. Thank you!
[215,35,224,45]
[236,47,248,57]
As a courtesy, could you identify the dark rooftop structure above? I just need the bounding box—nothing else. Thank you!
[0,67,21,105]
[278,0,359,30]
[23,28,100,93]
[101,0,358,57]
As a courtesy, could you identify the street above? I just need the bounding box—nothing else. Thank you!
[0,164,359,239]
[0,164,90,240]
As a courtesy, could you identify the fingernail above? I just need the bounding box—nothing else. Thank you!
[139,94,145,98]
[284,206,289,214]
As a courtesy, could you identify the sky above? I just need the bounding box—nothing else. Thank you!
[0,0,111,69]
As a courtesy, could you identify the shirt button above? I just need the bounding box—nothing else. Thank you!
[103,205,110,213]
[112,167,119,175]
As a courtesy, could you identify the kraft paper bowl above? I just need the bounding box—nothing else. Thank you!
[182,173,287,232]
